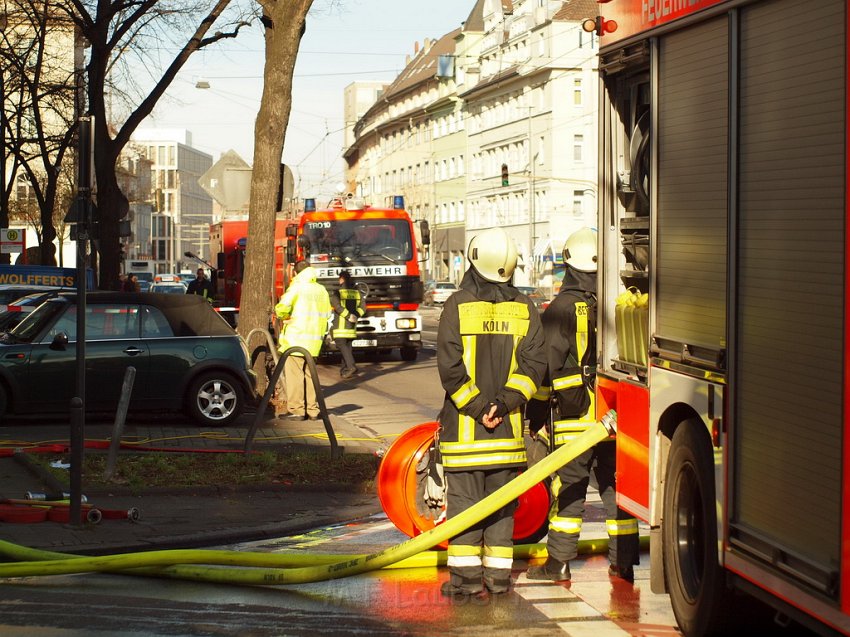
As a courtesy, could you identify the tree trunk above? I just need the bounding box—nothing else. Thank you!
[240,0,313,395]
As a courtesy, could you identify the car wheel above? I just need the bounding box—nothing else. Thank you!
[400,346,418,362]
[185,371,245,427]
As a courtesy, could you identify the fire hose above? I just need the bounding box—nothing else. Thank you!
[0,413,616,585]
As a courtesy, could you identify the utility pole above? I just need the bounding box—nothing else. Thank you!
[526,106,536,288]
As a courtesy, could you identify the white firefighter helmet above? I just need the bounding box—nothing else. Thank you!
[563,227,598,272]
[467,228,518,283]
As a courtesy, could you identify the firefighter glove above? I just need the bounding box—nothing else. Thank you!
[415,446,446,520]
[525,398,550,433]
[424,460,445,510]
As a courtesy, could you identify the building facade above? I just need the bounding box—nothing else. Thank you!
[343,0,599,293]
[131,129,213,273]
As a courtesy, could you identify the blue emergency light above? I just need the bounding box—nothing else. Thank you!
[393,195,404,210]
[304,198,316,212]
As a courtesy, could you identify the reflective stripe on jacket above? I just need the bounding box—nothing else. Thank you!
[330,286,365,339]
[437,286,546,471]
[275,266,331,357]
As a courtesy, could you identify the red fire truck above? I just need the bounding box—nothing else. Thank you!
[290,194,427,361]
[591,0,849,635]
[208,216,298,318]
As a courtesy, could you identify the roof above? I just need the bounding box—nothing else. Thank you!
[50,292,236,337]
[381,28,461,102]
[462,0,486,31]
[553,0,599,21]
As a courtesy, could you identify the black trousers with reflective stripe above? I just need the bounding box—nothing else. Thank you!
[445,468,517,585]
[548,440,639,568]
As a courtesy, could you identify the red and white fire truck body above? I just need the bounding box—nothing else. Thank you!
[209,216,298,313]
[592,0,850,634]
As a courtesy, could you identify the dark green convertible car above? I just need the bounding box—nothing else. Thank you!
[0,292,256,426]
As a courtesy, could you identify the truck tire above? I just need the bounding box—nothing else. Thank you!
[185,371,245,427]
[663,419,729,637]
[400,346,418,362]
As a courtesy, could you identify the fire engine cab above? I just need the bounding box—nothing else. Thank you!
[293,194,427,362]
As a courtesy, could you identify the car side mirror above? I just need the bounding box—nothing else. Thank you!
[50,331,69,350]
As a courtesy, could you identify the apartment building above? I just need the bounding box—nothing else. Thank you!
[464,0,599,290]
[343,0,599,291]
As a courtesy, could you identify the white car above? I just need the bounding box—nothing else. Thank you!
[426,281,458,305]
[150,282,188,294]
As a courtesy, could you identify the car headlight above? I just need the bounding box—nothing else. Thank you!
[395,318,417,330]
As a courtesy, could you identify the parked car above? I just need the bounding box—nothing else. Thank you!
[516,286,550,311]
[0,291,60,333]
[0,284,64,306]
[150,282,188,294]
[424,281,458,305]
[0,292,256,426]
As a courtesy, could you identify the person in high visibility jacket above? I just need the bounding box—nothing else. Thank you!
[437,227,546,597]
[525,227,640,582]
[274,260,331,421]
[329,270,365,379]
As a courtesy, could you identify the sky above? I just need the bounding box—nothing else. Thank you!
[139,0,475,201]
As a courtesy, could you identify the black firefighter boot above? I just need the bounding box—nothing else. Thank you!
[526,557,571,581]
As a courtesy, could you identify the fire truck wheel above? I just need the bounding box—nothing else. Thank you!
[400,347,418,362]
[185,372,245,427]
[663,419,729,637]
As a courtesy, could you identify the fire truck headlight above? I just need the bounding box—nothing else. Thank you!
[396,318,417,330]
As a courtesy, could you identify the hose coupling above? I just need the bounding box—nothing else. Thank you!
[599,409,617,436]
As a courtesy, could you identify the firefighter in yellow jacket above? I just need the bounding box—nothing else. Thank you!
[525,227,639,582]
[275,260,331,421]
[437,227,546,596]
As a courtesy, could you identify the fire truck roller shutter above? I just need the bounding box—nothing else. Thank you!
[656,15,728,354]
[732,0,844,592]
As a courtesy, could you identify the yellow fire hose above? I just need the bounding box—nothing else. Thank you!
[0,418,618,585]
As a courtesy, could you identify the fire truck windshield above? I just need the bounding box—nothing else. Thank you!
[303,219,412,264]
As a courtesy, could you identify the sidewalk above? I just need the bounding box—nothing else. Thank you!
[0,408,386,556]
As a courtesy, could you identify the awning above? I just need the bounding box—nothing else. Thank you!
[533,237,554,259]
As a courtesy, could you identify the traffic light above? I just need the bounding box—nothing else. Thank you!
[501,163,509,187]
[582,15,618,36]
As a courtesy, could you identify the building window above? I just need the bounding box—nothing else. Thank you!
[573,190,584,215]
[574,78,582,106]
[573,134,584,162]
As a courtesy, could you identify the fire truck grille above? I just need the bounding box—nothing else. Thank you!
[359,276,423,303]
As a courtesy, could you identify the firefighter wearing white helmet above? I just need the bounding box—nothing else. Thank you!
[525,227,639,583]
[562,225,598,272]
[436,226,546,597]
[467,226,520,282]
